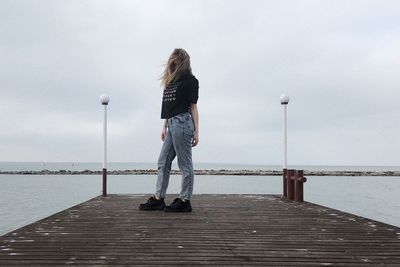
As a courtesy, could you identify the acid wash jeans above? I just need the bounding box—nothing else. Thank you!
[155,112,195,200]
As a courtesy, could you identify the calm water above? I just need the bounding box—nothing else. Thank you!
[1,161,400,172]
[1,162,400,236]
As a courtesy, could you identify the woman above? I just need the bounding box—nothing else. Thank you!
[139,48,199,212]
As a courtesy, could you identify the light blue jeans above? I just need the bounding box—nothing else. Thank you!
[155,112,195,200]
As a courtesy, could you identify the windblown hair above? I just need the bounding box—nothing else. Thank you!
[160,48,192,88]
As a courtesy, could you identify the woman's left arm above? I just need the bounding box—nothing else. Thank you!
[190,103,199,147]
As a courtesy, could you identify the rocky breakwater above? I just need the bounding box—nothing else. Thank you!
[0,169,400,176]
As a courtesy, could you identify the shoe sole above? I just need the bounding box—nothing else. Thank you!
[139,206,165,211]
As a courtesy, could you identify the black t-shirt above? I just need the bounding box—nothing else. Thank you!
[161,73,199,119]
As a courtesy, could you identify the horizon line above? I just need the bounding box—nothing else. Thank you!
[0,161,399,167]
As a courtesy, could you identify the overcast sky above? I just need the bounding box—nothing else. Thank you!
[1,0,399,166]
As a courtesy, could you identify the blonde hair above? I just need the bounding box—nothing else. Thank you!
[160,48,192,88]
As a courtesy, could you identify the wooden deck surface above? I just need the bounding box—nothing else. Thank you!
[1,194,400,266]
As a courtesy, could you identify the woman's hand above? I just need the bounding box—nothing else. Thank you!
[192,130,199,147]
[161,126,167,141]
[190,103,199,147]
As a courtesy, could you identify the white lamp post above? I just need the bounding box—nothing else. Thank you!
[280,94,289,197]
[280,94,289,169]
[100,94,110,196]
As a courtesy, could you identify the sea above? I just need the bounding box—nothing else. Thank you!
[1,162,399,236]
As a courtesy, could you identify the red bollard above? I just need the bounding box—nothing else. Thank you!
[287,169,295,201]
[294,170,307,202]
[283,168,287,197]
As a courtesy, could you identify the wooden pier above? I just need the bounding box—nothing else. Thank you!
[1,194,400,266]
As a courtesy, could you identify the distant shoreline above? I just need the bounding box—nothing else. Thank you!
[1,169,400,176]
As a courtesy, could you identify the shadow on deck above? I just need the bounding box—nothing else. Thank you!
[1,194,400,266]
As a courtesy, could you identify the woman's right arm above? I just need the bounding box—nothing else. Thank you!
[161,119,167,141]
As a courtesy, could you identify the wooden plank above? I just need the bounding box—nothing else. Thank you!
[1,194,400,266]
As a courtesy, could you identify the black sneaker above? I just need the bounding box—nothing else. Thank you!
[165,198,192,212]
[139,196,166,211]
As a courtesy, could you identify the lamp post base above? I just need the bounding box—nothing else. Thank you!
[283,168,287,197]
[102,168,107,196]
